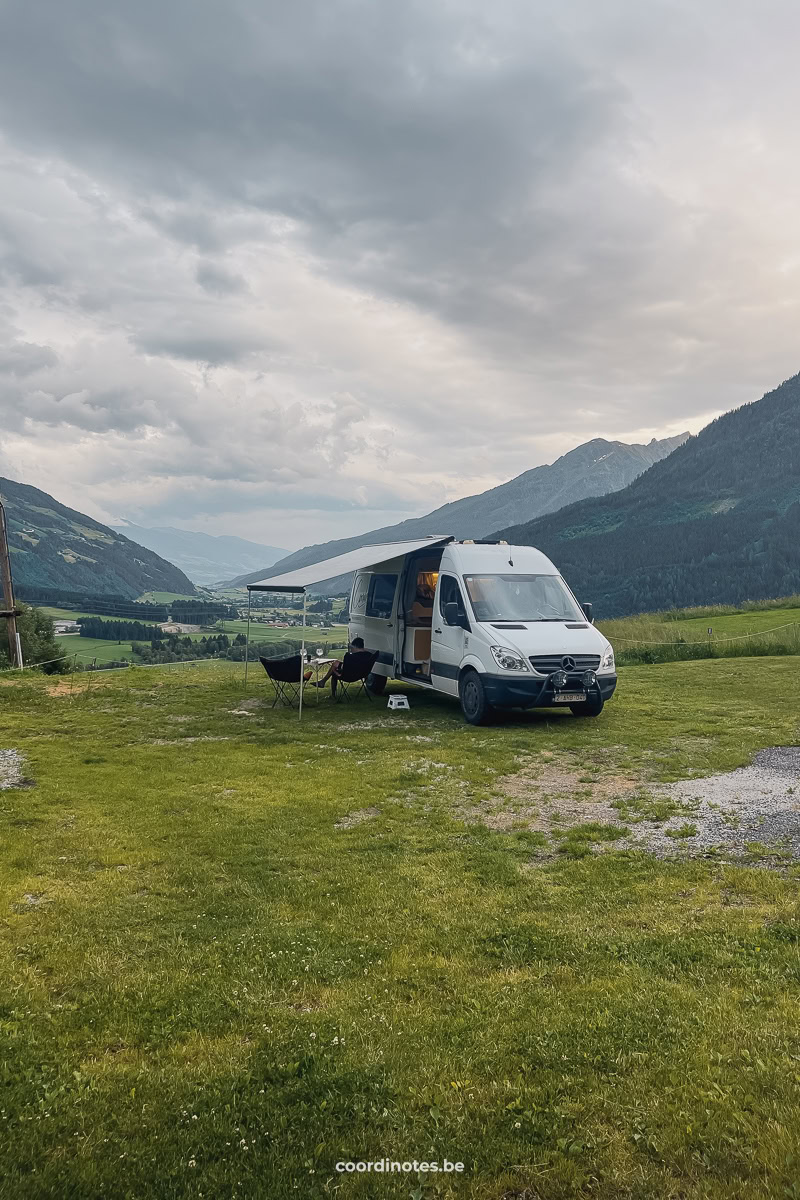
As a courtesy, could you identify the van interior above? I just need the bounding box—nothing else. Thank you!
[401,548,445,679]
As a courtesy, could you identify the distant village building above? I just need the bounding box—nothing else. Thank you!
[158,622,201,634]
[53,620,81,635]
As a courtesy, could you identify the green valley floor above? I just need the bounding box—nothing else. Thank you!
[1,658,799,1199]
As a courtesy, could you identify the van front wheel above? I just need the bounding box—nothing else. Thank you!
[459,669,493,725]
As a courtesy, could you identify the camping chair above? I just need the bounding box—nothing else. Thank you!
[334,650,379,703]
[259,655,306,708]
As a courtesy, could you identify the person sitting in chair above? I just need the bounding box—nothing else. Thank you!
[310,637,374,697]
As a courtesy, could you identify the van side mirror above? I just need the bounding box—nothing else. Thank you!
[444,601,469,630]
[581,602,594,624]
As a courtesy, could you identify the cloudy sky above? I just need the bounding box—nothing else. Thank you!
[1,0,799,551]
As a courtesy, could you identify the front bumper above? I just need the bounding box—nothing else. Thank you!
[482,672,618,710]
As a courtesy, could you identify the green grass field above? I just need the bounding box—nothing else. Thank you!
[42,607,348,647]
[226,617,348,641]
[40,609,349,677]
[601,605,800,641]
[40,607,112,623]
[42,607,170,632]
[2,657,800,1197]
[670,608,800,635]
[600,603,800,665]
[52,634,137,665]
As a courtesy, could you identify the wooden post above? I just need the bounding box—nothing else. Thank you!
[0,499,21,668]
[298,590,306,721]
[244,588,252,689]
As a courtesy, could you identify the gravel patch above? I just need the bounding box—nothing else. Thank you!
[0,749,25,790]
[228,698,264,715]
[465,759,640,833]
[481,746,800,863]
[649,746,800,859]
[334,807,380,830]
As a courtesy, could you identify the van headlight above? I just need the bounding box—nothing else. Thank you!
[490,646,529,671]
[601,647,615,672]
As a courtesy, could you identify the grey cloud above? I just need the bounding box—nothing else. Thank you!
[0,341,58,376]
[18,386,162,433]
[195,262,248,296]
[0,4,630,314]
[0,0,768,407]
[111,470,420,525]
[134,330,262,364]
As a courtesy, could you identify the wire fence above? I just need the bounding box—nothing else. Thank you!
[610,620,800,645]
[3,619,800,675]
[0,641,352,677]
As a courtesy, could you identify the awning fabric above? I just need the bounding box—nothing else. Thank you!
[247,536,453,593]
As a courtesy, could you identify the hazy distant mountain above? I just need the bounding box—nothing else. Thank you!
[111,523,287,586]
[228,433,688,590]
[495,375,800,616]
[0,478,196,598]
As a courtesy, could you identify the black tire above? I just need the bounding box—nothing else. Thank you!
[570,694,604,717]
[367,672,387,695]
[459,668,493,725]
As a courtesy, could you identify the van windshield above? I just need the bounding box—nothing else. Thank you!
[463,574,584,623]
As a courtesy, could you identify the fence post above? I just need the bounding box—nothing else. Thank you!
[244,589,252,690]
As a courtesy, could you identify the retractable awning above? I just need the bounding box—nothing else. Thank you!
[247,535,453,593]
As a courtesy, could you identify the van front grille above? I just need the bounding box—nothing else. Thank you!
[529,653,600,674]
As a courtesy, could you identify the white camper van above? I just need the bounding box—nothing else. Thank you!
[347,536,616,725]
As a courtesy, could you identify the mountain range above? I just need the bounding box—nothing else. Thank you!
[229,433,688,591]
[109,522,287,586]
[7,370,798,619]
[494,374,800,616]
[0,478,196,599]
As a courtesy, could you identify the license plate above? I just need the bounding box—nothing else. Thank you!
[554,692,585,703]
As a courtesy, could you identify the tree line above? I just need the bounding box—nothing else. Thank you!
[78,617,165,641]
[130,633,307,665]
[0,605,66,673]
[17,586,169,621]
[169,599,238,621]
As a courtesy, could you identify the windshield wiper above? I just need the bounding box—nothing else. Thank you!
[492,616,570,622]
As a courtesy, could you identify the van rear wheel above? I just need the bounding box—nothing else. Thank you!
[459,669,493,725]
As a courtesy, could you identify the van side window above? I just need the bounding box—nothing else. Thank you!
[366,573,397,619]
[439,575,466,624]
[351,574,370,616]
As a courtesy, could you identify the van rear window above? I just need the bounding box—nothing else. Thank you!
[351,574,370,615]
[366,574,397,619]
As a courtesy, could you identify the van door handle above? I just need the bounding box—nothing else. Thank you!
[433,626,442,634]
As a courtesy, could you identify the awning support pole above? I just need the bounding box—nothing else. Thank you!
[244,589,252,689]
[299,590,306,721]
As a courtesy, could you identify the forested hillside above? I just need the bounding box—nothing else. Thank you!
[231,433,687,590]
[0,478,196,599]
[494,374,800,616]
